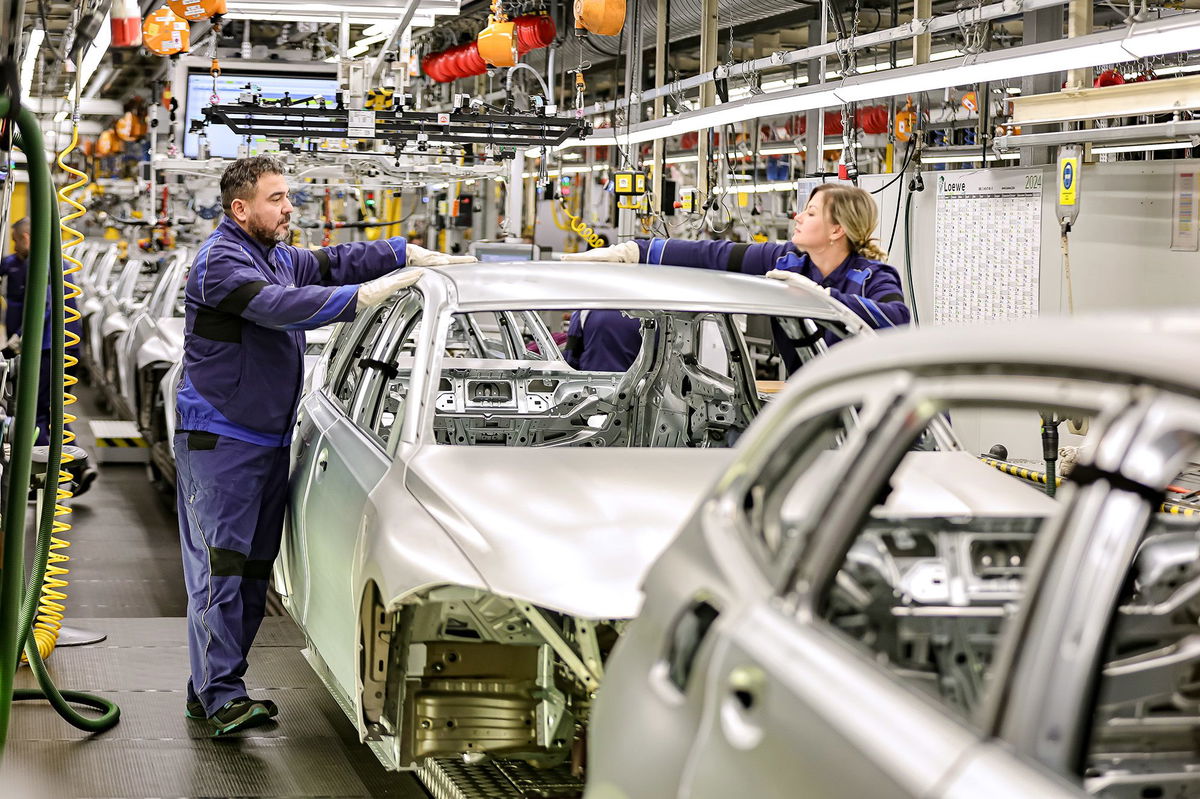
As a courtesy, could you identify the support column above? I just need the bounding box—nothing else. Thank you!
[618,0,645,238]
[1020,6,1061,166]
[804,12,826,177]
[696,0,719,209]
[506,151,525,240]
[1065,0,1093,91]
[912,0,931,162]
[650,0,668,226]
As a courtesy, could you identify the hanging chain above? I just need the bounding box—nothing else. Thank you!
[209,19,223,104]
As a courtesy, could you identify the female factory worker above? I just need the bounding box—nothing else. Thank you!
[561,184,910,370]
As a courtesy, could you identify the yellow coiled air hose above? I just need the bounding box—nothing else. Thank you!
[28,122,88,660]
[554,198,605,249]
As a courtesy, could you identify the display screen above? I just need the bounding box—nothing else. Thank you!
[184,72,338,159]
[472,243,539,262]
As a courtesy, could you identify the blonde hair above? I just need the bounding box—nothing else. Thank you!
[809,184,888,262]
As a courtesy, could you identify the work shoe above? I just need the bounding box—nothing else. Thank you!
[209,697,272,736]
[73,466,98,497]
[185,698,205,720]
[188,697,277,720]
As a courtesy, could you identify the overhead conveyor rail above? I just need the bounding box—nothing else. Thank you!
[200,104,591,155]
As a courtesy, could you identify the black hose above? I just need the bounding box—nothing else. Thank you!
[903,185,919,323]
[1041,413,1060,499]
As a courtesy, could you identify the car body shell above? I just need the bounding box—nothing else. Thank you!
[279,262,873,770]
[586,314,1200,799]
[114,249,188,423]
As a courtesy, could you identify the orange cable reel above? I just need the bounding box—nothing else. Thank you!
[166,0,227,22]
[575,0,625,37]
[478,0,518,68]
[143,6,191,56]
[895,98,917,142]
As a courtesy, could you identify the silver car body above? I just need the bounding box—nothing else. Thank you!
[587,315,1200,799]
[280,262,871,772]
[94,251,184,410]
[78,244,122,361]
[114,250,188,425]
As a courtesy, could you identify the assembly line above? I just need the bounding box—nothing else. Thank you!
[3,1,1200,798]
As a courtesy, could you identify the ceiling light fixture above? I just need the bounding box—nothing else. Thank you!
[540,12,1200,154]
[1091,140,1197,154]
[20,29,45,97]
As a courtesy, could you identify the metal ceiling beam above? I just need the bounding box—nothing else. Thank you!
[993,118,1200,149]
[580,0,1072,116]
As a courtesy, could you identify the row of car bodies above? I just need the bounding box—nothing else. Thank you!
[67,246,1200,798]
[74,240,187,483]
[285,262,1200,799]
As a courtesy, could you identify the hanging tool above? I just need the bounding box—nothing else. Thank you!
[1057,144,1082,314]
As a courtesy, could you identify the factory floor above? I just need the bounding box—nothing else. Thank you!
[7,384,426,799]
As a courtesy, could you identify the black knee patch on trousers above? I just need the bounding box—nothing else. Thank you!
[209,547,273,579]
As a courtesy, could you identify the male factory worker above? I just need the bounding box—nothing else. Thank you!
[562,184,909,372]
[2,219,88,467]
[175,156,475,735]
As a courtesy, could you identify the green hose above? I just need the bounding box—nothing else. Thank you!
[0,97,119,764]
[15,164,118,731]
[0,96,52,758]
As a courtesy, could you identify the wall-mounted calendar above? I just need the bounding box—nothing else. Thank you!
[933,169,1043,325]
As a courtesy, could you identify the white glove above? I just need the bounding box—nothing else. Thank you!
[405,242,477,267]
[559,241,641,263]
[356,268,425,312]
[5,333,20,354]
[766,269,829,294]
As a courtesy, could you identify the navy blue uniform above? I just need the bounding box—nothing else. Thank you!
[630,238,910,375]
[636,238,910,331]
[564,310,642,372]
[176,217,407,715]
[2,253,83,445]
[1,252,28,335]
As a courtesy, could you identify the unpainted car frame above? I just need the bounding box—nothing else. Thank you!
[587,315,1200,799]
[278,262,872,774]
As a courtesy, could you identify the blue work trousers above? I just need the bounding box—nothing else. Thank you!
[174,431,290,715]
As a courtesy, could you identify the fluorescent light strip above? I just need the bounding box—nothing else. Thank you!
[727,49,965,101]
[20,29,44,97]
[539,13,1200,153]
[225,12,437,24]
[1092,140,1197,154]
[714,183,796,194]
[520,165,611,178]
[79,11,112,93]
[231,1,457,14]
[920,152,1022,163]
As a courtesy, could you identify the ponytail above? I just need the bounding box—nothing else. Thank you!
[856,238,888,262]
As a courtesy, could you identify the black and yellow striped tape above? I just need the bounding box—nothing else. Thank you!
[979,457,1198,517]
[96,437,150,448]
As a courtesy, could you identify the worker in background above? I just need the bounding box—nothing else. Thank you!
[175,156,475,736]
[2,217,30,340]
[1,219,91,494]
[563,310,642,371]
[561,184,910,369]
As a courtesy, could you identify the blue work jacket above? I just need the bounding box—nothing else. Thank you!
[634,238,911,332]
[1,253,83,349]
[177,217,407,447]
[564,309,642,372]
[1,253,27,334]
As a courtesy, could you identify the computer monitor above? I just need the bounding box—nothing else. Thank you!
[183,71,338,159]
[469,242,542,262]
